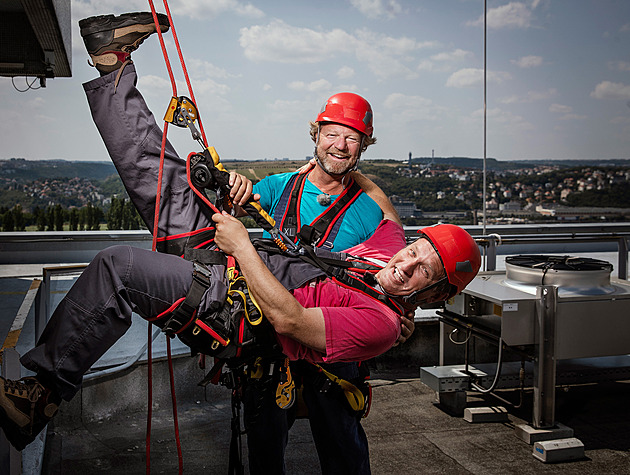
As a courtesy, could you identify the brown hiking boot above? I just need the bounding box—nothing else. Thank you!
[79,12,170,74]
[0,376,60,451]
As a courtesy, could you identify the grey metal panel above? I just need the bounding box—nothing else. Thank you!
[555,297,630,359]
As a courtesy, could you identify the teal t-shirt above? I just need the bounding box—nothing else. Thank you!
[253,172,382,252]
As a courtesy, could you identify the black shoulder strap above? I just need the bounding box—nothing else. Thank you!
[298,177,364,248]
[274,171,366,248]
[299,246,405,315]
[274,172,304,241]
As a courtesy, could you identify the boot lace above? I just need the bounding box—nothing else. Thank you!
[6,377,44,403]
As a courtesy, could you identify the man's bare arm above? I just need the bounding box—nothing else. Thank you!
[350,172,402,225]
[212,211,326,352]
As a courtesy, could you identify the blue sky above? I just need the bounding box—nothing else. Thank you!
[1,0,629,162]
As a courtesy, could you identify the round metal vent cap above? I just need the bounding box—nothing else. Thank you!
[504,255,614,295]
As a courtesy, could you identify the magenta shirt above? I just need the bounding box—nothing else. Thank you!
[276,220,406,363]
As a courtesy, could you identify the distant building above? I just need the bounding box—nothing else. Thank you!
[392,200,417,218]
[499,201,521,211]
[536,205,630,220]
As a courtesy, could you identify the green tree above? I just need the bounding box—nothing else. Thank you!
[33,207,46,231]
[54,204,64,231]
[87,203,104,230]
[13,205,25,231]
[46,206,55,231]
[69,208,80,231]
[2,209,15,232]
[107,197,123,230]
[122,199,141,230]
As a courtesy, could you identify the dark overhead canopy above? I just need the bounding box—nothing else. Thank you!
[0,0,72,80]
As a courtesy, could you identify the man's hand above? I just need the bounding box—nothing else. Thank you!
[394,311,415,346]
[212,211,327,351]
[228,171,259,206]
[296,158,317,175]
[212,211,255,258]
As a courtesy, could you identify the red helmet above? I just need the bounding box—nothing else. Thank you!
[316,92,374,137]
[420,224,481,297]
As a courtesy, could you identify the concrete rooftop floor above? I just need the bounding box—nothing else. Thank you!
[40,364,630,475]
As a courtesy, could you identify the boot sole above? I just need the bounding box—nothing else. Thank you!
[79,12,169,37]
[0,405,36,451]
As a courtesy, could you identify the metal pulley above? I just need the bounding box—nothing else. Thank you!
[164,96,203,145]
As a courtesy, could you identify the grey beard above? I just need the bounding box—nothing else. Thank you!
[314,147,359,176]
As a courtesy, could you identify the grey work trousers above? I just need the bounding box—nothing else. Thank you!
[20,245,224,400]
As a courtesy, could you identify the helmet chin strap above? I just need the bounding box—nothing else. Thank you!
[374,273,449,308]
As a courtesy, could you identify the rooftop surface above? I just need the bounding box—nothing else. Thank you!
[2,227,630,474]
[42,365,630,474]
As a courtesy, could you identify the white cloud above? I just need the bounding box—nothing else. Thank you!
[288,79,333,93]
[266,99,314,126]
[165,0,264,19]
[512,55,543,68]
[500,88,557,104]
[468,2,534,30]
[559,113,587,121]
[608,61,630,72]
[549,103,572,114]
[590,81,630,100]
[350,0,403,20]
[73,0,264,20]
[337,66,355,79]
[419,49,473,72]
[138,74,230,98]
[138,74,172,92]
[239,20,355,64]
[26,97,46,109]
[383,93,445,121]
[446,68,512,88]
[239,20,435,80]
[549,104,586,121]
[431,49,473,63]
[187,59,239,79]
[72,0,148,19]
[471,107,534,131]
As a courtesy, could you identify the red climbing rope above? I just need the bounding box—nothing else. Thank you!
[145,1,210,472]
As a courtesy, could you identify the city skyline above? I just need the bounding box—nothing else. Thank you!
[1,0,629,163]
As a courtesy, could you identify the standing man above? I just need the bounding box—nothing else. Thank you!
[76,12,411,474]
[246,93,400,475]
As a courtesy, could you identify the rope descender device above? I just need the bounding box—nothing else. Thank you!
[165,98,299,254]
[164,95,205,147]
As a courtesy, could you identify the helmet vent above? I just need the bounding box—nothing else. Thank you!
[456,261,473,273]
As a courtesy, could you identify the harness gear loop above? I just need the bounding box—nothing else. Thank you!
[275,357,296,409]
[313,363,367,413]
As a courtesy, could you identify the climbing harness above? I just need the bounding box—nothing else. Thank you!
[272,169,364,249]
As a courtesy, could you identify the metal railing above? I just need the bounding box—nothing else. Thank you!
[474,232,630,279]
